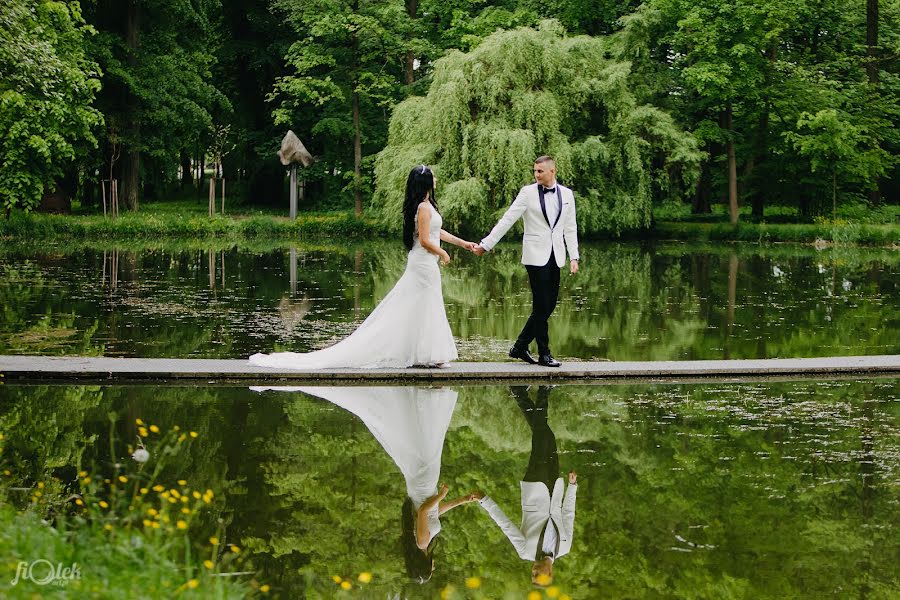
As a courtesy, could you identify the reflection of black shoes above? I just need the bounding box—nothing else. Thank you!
[509,345,537,364]
[538,354,562,367]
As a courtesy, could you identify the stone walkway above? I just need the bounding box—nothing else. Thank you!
[1,354,898,384]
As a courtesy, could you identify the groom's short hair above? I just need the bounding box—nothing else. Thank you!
[534,155,554,165]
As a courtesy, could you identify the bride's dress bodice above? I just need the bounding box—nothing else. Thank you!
[410,202,442,260]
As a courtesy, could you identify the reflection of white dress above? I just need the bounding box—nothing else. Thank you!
[252,385,457,546]
[249,204,458,369]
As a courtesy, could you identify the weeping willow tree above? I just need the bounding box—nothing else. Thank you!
[373,21,704,235]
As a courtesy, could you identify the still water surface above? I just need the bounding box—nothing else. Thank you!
[1,240,897,360]
[1,379,897,597]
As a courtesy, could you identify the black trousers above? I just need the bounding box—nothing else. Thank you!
[515,251,561,355]
[512,386,559,492]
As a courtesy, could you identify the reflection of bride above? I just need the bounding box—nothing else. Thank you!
[251,385,481,582]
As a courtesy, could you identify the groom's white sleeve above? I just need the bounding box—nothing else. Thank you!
[564,191,579,261]
[480,188,529,252]
[479,496,527,556]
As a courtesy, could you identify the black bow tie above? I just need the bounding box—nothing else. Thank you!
[540,185,556,195]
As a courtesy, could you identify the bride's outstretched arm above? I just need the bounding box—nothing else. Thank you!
[440,230,475,251]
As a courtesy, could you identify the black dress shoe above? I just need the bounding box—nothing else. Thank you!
[538,354,562,367]
[509,345,537,364]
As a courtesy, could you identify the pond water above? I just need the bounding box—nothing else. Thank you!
[1,379,897,598]
[0,240,897,361]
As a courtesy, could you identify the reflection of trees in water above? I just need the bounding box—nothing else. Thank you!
[1,241,897,359]
[3,381,896,597]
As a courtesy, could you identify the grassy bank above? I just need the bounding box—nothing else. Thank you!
[0,422,265,599]
[647,220,900,246]
[2,199,898,246]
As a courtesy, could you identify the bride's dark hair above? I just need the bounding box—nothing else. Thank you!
[403,165,438,251]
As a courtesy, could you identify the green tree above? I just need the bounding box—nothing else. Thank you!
[374,21,702,236]
[271,0,410,215]
[84,0,229,210]
[0,0,102,214]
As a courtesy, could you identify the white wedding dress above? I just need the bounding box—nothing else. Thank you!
[250,385,457,546]
[249,203,458,369]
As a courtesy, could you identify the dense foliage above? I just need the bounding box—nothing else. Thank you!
[0,0,897,228]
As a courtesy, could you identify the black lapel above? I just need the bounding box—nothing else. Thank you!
[537,185,551,227]
[552,187,562,230]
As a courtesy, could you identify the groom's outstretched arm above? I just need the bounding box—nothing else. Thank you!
[479,189,529,253]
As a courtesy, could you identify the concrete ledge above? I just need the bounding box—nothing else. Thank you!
[1,354,898,384]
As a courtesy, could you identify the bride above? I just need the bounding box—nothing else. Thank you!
[249,165,474,369]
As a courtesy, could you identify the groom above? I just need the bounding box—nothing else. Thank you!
[474,156,579,367]
[475,386,577,587]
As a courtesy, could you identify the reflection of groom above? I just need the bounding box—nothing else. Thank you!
[473,155,580,367]
[476,386,577,586]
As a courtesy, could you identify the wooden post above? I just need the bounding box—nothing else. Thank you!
[101,180,107,216]
[208,177,215,217]
[289,165,298,219]
[221,177,225,214]
[112,179,119,218]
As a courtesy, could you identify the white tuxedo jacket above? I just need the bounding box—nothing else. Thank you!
[480,182,580,267]
[479,478,577,560]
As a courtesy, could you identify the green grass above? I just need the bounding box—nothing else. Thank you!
[1,205,390,241]
[647,221,899,246]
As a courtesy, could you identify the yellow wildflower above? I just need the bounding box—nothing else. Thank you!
[189,431,198,438]
[357,572,372,583]
[143,519,153,527]
[78,470,88,478]
[177,479,187,485]
[535,574,552,586]
[135,418,144,426]
[186,579,199,589]
[37,482,44,489]
[75,498,84,506]
[546,586,560,598]
[99,500,109,509]
[209,536,219,545]
[181,507,190,515]
[528,592,542,600]
[331,575,342,584]
[203,560,214,570]
[140,487,148,495]
[152,484,165,492]
[340,581,351,590]
[192,491,201,499]
[176,520,188,530]
[260,584,270,593]
[118,475,128,483]
[465,576,481,589]
[147,508,158,517]
[149,425,160,433]
[229,545,240,554]
[104,524,113,531]
[138,427,149,437]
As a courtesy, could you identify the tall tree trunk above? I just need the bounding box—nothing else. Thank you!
[725,101,738,224]
[867,0,882,205]
[180,151,192,188]
[122,0,141,211]
[404,0,418,85]
[692,152,712,214]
